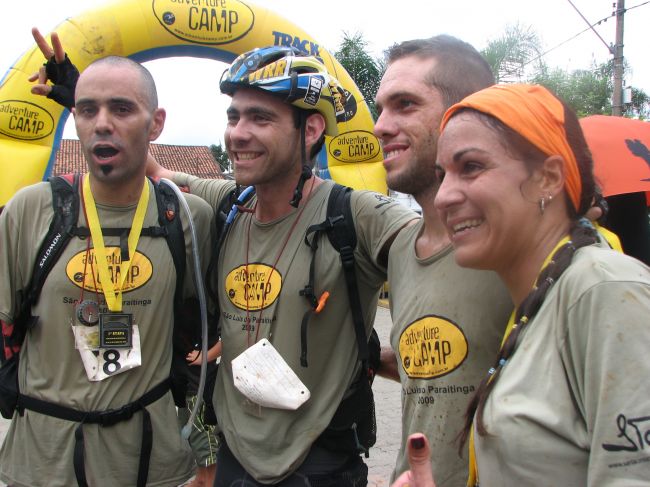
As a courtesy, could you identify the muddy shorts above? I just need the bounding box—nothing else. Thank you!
[177,394,220,467]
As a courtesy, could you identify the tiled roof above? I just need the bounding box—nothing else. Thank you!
[54,139,87,175]
[54,139,224,179]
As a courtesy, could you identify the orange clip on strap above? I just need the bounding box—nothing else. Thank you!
[315,291,330,313]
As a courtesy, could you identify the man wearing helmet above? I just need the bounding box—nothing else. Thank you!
[164,45,417,486]
[156,46,418,485]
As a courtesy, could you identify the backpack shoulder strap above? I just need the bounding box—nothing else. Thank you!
[325,183,357,252]
[299,183,370,368]
[16,174,80,330]
[214,187,239,249]
[151,178,185,312]
[151,178,192,408]
[302,183,380,457]
[324,184,369,367]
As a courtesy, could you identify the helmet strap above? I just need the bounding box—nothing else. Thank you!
[290,112,313,208]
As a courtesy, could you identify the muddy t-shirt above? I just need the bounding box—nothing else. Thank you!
[389,219,512,486]
[183,176,416,483]
[475,245,650,486]
[0,179,213,487]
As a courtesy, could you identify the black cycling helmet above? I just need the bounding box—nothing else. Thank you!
[220,46,347,137]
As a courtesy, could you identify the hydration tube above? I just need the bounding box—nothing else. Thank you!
[226,185,256,225]
[160,178,208,440]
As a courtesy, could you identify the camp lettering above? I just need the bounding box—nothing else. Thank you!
[0,104,45,136]
[225,264,282,310]
[187,1,239,34]
[244,281,273,302]
[402,326,451,367]
[9,115,45,136]
[399,317,469,379]
[92,264,141,287]
[81,251,140,284]
[348,141,376,158]
[67,248,153,292]
[236,266,273,301]
[413,339,452,367]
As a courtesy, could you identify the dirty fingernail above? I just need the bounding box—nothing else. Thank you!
[410,436,425,450]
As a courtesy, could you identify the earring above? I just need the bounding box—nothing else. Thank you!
[539,194,553,215]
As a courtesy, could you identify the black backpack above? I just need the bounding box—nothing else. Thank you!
[0,174,193,413]
[211,183,380,457]
[0,174,207,487]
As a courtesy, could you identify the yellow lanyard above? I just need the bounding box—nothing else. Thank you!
[467,235,570,486]
[594,222,623,252]
[82,174,149,312]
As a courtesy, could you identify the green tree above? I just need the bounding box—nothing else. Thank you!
[481,23,544,83]
[532,60,649,118]
[481,25,650,119]
[532,62,612,116]
[334,32,383,120]
[210,142,231,174]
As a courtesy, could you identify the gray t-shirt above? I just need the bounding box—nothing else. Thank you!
[388,219,512,486]
[475,245,650,486]
[183,175,417,483]
[0,179,213,487]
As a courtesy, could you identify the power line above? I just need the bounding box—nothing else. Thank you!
[627,0,650,12]
[523,1,649,69]
[522,15,612,68]
[567,0,614,54]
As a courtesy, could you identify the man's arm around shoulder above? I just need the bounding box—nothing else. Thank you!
[378,346,400,382]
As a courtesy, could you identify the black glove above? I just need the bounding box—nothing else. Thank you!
[43,54,79,109]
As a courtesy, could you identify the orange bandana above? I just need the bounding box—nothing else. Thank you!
[440,84,582,212]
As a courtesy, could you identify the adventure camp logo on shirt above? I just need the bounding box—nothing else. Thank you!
[399,315,468,379]
[66,248,153,292]
[225,264,282,310]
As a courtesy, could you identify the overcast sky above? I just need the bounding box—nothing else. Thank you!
[2,0,648,146]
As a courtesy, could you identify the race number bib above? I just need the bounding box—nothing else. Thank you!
[72,324,142,381]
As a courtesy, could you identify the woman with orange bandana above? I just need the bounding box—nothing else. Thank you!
[392,84,650,487]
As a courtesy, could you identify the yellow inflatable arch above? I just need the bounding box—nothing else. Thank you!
[0,0,386,206]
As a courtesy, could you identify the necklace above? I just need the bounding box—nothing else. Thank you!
[244,177,316,346]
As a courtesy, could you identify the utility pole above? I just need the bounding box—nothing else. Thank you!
[612,0,625,116]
